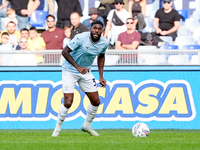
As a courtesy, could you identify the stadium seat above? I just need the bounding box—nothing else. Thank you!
[138,45,157,50]
[177,26,191,37]
[182,45,200,50]
[184,18,200,33]
[28,10,48,30]
[192,10,200,22]
[159,36,173,45]
[160,45,179,50]
[182,45,200,60]
[138,45,157,65]
[177,9,190,22]
[175,37,195,49]
[160,45,179,60]
[192,25,200,43]
[197,37,200,45]
[168,55,189,65]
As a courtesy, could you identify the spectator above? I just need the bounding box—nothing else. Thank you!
[103,0,130,48]
[0,32,13,50]
[82,7,105,30]
[15,28,29,50]
[28,26,46,64]
[3,8,18,31]
[41,14,65,63]
[0,21,20,47]
[98,0,115,25]
[9,37,37,66]
[70,12,89,39]
[153,0,180,41]
[55,0,82,29]
[0,0,40,31]
[128,0,146,32]
[63,25,71,48]
[115,18,140,63]
[41,15,65,50]
[115,17,141,50]
[98,0,128,25]
[0,32,13,66]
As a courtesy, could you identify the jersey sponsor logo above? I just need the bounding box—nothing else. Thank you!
[0,80,195,121]
[68,41,76,49]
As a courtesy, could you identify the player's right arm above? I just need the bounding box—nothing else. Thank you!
[62,46,89,74]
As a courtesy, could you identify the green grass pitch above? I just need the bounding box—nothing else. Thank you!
[0,129,200,150]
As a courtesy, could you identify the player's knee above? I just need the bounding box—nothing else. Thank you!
[63,96,73,108]
[63,100,72,108]
[91,99,100,106]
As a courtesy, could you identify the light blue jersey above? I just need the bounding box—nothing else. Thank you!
[62,31,109,73]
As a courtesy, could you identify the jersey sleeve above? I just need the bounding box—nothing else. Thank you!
[67,34,82,51]
[101,40,109,54]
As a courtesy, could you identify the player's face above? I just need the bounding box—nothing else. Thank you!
[90,24,103,40]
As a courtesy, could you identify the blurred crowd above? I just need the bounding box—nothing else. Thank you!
[0,0,200,65]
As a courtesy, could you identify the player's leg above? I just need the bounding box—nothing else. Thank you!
[78,73,100,136]
[81,91,100,136]
[52,93,74,137]
[52,71,77,137]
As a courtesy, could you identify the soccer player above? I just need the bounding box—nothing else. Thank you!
[52,20,109,137]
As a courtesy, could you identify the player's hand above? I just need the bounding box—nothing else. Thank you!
[99,77,106,87]
[77,67,89,75]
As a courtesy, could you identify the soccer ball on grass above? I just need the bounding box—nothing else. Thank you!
[132,122,150,137]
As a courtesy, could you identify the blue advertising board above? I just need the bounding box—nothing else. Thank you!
[0,66,199,129]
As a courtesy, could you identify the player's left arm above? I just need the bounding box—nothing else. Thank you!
[97,53,106,87]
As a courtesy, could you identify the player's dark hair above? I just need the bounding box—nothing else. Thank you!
[91,20,103,28]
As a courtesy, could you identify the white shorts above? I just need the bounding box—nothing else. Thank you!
[62,71,98,93]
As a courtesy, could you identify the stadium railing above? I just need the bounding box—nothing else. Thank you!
[0,49,200,66]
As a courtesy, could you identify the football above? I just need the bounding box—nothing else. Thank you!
[132,122,150,137]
